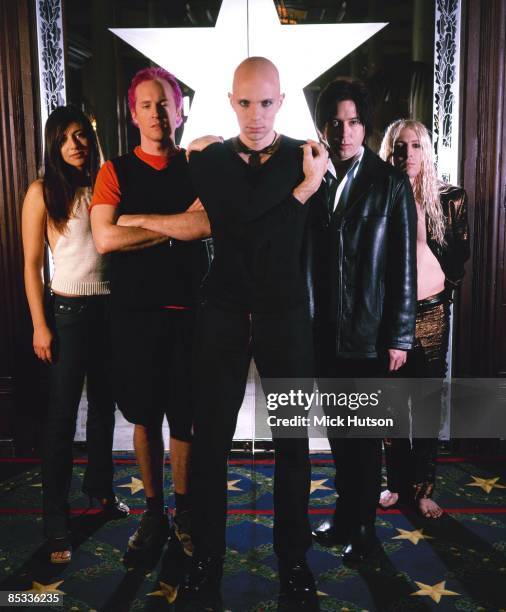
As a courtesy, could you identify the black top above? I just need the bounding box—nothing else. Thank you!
[110,150,208,311]
[427,183,470,290]
[188,136,310,313]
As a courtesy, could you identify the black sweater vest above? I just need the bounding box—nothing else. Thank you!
[110,150,207,310]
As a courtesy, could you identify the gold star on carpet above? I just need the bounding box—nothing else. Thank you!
[26,580,64,594]
[147,581,178,604]
[228,479,242,491]
[118,477,144,495]
[410,580,459,603]
[310,479,333,494]
[392,528,434,545]
[466,476,506,494]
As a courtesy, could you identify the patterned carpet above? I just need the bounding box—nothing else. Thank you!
[0,454,505,611]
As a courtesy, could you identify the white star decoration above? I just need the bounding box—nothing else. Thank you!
[111,0,386,144]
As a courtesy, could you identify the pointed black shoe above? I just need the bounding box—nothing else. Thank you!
[278,558,318,609]
[181,554,224,611]
[311,517,348,547]
[342,524,381,566]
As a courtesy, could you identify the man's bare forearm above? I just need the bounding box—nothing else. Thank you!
[119,210,211,240]
[94,224,169,254]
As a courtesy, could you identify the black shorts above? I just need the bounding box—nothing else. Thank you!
[110,308,195,440]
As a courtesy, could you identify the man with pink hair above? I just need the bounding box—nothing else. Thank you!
[91,67,211,565]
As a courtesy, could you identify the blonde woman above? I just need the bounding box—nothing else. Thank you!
[22,106,128,564]
[378,119,470,518]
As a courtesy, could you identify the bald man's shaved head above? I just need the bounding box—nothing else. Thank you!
[232,57,280,94]
[229,56,284,149]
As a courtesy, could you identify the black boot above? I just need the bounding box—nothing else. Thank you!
[342,523,381,565]
[278,557,318,609]
[182,554,224,611]
[311,505,348,547]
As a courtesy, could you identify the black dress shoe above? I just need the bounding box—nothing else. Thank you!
[182,554,224,611]
[278,558,318,608]
[311,518,348,546]
[342,524,381,565]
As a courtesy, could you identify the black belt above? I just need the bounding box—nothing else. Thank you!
[417,289,448,312]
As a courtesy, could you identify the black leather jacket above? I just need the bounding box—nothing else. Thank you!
[307,147,417,358]
[428,184,470,292]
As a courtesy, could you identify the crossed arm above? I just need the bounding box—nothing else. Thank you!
[90,198,210,255]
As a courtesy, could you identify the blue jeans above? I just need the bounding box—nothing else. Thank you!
[42,294,115,539]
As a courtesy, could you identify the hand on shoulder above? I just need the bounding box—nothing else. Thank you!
[300,139,328,189]
[186,135,224,160]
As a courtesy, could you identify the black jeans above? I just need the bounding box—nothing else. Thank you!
[191,303,314,561]
[42,294,115,539]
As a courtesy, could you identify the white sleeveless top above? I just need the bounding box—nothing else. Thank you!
[50,187,110,296]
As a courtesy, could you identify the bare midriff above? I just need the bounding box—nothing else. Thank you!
[416,202,445,300]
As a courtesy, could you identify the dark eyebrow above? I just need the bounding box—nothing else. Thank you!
[332,116,361,122]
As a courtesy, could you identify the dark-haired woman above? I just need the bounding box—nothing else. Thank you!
[22,106,128,564]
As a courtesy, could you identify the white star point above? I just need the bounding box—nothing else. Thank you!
[111,0,387,144]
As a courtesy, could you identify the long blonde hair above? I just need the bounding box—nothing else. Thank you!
[379,119,445,245]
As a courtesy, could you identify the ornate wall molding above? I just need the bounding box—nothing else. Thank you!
[433,0,462,183]
[35,0,66,130]
[432,0,462,382]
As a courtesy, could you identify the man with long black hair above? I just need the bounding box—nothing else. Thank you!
[310,78,417,564]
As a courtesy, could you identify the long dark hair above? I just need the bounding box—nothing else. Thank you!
[315,77,373,139]
[42,105,100,230]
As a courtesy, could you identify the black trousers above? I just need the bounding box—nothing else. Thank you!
[42,295,115,539]
[190,303,314,560]
[320,356,387,528]
[385,296,450,499]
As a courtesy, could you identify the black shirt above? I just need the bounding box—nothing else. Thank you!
[189,136,311,313]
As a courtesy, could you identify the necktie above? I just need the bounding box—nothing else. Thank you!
[325,171,338,215]
[333,160,360,216]
[334,169,354,216]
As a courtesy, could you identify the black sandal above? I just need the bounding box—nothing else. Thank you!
[48,537,72,564]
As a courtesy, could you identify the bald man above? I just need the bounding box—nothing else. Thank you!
[183,57,327,609]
